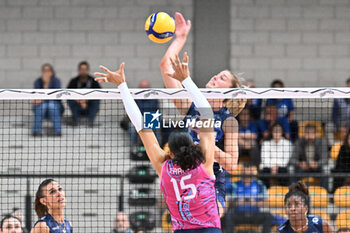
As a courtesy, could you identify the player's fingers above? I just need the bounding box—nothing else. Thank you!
[175,54,181,67]
[94,72,107,77]
[94,78,107,83]
[187,19,191,28]
[183,52,189,64]
[119,62,125,74]
[99,65,110,73]
[169,57,177,69]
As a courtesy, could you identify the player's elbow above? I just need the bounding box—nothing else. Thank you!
[225,162,239,175]
[159,58,168,70]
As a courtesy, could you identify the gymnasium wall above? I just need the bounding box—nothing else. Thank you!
[230,0,350,87]
[1,0,350,88]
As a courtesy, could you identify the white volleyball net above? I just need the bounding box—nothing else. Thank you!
[0,87,349,233]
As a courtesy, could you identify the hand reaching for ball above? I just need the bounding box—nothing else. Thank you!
[94,63,126,87]
[167,52,190,82]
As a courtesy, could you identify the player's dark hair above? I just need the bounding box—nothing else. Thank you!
[168,130,205,171]
[284,181,310,209]
[34,179,56,218]
[0,215,21,230]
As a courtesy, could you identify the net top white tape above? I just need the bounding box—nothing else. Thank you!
[0,88,350,100]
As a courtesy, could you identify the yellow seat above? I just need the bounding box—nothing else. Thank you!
[334,186,350,207]
[308,186,329,207]
[300,177,320,186]
[298,121,324,138]
[312,209,331,222]
[270,209,287,218]
[231,163,244,183]
[268,186,289,207]
[330,141,342,162]
[235,225,260,232]
[161,210,172,231]
[336,210,350,229]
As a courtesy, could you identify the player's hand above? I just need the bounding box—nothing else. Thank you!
[168,52,190,82]
[94,63,125,86]
[174,12,191,39]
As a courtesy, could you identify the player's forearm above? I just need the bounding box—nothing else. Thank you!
[214,146,238,174]
[160,38,187,88]
[118,82,143,132]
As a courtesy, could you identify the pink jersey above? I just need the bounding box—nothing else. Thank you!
[160,159,221,231]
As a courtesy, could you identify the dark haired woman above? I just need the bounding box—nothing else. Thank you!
[260,122,292,187]
[278,181,333,233]
[31,179,72,233]
[95,53,222,232]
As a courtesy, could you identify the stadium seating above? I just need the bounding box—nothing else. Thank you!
[334,186,350,207]
[330,141,342,162]
[268,186,289,207]
[298,121,324,138]
[308,186,329,208]
[336,210,350,229]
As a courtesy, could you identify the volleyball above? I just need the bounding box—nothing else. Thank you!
[145,12,175,43]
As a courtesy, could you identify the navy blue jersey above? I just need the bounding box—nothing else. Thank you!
[185,102,233,209]
[185,102,233,151]
[278,215,323,233]
[34,214,72,233]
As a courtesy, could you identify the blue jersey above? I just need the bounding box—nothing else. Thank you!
[185,102,233,210]
[226,179,267,213]
[185,102,233,151]
[34,214,72,233]
[266,99,294,121]
[278,215,323,233]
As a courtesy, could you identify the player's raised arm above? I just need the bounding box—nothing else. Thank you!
[95,64,167,176]
[160,12,192,115]
[168,53,215,177]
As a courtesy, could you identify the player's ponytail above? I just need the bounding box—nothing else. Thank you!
[284,181,310,209]
[34,179,55,218]
[223,70,247,117]
[168,130,205,171]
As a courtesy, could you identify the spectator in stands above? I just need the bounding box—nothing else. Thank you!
[244,80,262,121]
[67,61,101,127]
[0,215,23,233]
[260,122,292,187]
[278,181,334,233]
[290,124,329,189]
[332,78,350,130]
[338,228,350,233]
[238,108,260,166]
[333,130,350,191]
[259,105,290,140]
[267,79,294,122]
[32,63,62,137]
[112,212,133,233]
[225,163,273,233]
[129,80,160,146]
